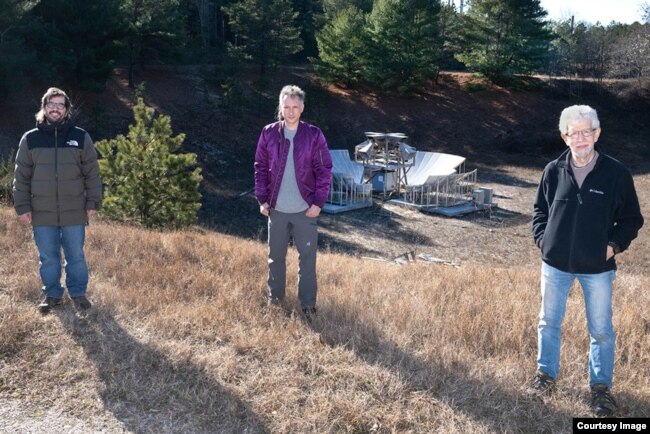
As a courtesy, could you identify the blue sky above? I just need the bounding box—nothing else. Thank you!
[538,0,646,24]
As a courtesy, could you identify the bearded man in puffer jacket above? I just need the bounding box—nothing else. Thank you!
[13,87,102,314]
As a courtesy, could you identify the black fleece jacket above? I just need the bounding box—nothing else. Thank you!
[532,147,643,274]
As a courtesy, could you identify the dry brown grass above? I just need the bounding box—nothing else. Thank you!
[1,192,649,433]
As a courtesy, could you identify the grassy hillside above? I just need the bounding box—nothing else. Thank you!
[2,66,649,432]
[1,206,648,433]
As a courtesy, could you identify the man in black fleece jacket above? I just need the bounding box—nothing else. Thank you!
[527,105,643,417]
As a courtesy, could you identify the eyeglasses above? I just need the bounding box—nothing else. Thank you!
[566,128,596,139]
[46,102,66,110]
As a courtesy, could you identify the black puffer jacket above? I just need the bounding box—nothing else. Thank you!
[532,147,643,274]
[13,120,102,226]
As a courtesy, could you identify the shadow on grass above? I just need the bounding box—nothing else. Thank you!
[56,308,268,434]
[310,304,576,432]
[457,206,531,230]
[613,392,650,418]
[198,193,436,256]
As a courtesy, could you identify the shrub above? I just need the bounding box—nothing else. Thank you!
[0,150,15,205]
[96,98,202,229]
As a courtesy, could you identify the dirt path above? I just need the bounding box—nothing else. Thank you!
[0,400,129,434]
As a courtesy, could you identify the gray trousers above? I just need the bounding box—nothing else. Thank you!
[267,210,318,308]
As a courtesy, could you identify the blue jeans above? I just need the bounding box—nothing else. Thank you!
[537,262,616,388]
[33,225,88,298]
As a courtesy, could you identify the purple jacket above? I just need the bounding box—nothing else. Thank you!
[254,120,332,209]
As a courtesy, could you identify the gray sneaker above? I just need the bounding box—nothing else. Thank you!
[526,371,556,396]
[591,384,616,417]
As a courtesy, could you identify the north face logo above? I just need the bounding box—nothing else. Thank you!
[67,140,79,147]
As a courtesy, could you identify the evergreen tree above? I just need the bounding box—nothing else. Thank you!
[292,0,323,59]
[545,19,576,77]
[364,0,442,93]
[455,0,551,83]
[96,98,202,229]
[122,0,187,88]
[25,0,125,91]
[312,6,367,85]
[223,0,302,77]
[0,0,35,40]
[192,0,219,48]
[438,1,465,70]
[0,0,38,94]
[321,0,373,20]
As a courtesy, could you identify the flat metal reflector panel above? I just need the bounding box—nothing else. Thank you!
[330,149,365,183]
[324,149,373,213]
[405,151,466,186]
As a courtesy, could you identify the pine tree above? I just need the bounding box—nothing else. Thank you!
[96,98,202,229]
[223,0,302,77]
[122,0,187,88]
[455,0,551,83]
[25,0,125,91]
[321,0,373,20]
[0,0,38,94]
[292,0,323,59]
[364,0,442,93]
[312,6,367,85]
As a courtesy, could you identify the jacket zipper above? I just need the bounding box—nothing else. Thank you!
[568,160,597,271]
[55,127,60,226]
[269,126,285,207]
[567,165,580,271]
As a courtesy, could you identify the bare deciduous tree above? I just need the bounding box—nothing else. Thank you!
[608,23,650,91]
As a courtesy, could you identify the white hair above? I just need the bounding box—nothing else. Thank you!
[558,105,600,134]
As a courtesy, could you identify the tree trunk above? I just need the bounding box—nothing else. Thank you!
[194,0,216,47]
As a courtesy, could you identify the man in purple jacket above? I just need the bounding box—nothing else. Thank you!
[254,85,332,321]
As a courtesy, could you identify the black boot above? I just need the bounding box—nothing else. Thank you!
[39,296,63,314]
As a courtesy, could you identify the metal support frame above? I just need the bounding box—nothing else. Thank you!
[354,132,416,199]
[404,169,477,207]
[327,173,373,207]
